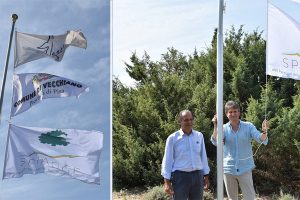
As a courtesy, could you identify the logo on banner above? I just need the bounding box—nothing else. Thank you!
[37,35,67,61]
[32,73,54,95]
[282,53,300,68]
[39,130,70,146]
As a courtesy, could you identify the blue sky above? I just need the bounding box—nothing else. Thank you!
[0,0,110,200]
[113,0,300,86]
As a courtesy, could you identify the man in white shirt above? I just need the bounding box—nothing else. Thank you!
[161,110,210,200]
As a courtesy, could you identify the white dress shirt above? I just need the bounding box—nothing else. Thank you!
[161,129,210,179]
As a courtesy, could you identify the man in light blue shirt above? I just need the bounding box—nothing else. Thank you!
[211,100,269,200]
[161,110,210,200]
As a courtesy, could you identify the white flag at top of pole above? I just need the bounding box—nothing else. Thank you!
[11,73,89,117]
[267,2,300,80]
[291,0,300,4]
[3,124,103,185]
[14,30,87,67]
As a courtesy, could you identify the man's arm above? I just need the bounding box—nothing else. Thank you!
[212,114,218,141]
[161,135,174,196]
[201,136,210,175]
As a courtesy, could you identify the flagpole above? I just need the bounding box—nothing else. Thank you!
[0,14,18,123]
[2,123,12,180]
[217,1,224,200]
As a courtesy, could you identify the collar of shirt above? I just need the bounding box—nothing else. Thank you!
[228,120,241,130]
[179,128,193,136]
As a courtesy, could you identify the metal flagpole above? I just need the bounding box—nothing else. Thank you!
[217,1,224,200]
[0,14,18,123]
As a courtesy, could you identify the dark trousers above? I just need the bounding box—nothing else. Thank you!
[171,170,204,200]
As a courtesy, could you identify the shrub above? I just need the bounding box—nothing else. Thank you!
[278,190,298,200]
[143,186,171,200]
[143,185,215,200]
[203,190,215,200]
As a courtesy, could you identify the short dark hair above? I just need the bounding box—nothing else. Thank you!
[177,110,193,123]
[225,101,240,114]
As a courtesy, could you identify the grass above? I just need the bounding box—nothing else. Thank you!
[113,186,298,200]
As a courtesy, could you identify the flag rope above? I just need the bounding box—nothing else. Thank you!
[239,142,264,161]
[240,0,269,161]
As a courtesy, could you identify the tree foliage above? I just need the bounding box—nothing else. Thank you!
[113,26,300,195]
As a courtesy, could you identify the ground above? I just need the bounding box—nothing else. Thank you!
[112,189,274,200]
[113,188,146,200]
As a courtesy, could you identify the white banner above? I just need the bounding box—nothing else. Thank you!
[267,3,300,80]
[14,30,87,67]
[3,124,103,185]
[11,73,89,117]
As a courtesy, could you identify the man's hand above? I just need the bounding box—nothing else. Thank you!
[164,179,174,196]
[212,114,217,126]
[203,176,209,190]
[260,119,269,141]
[262,119,269,132]
[212,114,218,140]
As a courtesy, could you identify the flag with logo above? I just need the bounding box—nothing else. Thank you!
[267,2,300,80]
[3,124,103,185]
[14,30,87,67]
[11,73,89,117]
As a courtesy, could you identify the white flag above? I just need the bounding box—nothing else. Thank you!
[11,73,89,117]
[267,3,300,80]
[3,124,103,185]
[291,0,300,4]
[14,30,87,67]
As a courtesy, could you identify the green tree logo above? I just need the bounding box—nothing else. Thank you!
[39,130,70,146]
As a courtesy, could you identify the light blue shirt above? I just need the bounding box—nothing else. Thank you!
[211,120,268,175]
[161,129,210,180]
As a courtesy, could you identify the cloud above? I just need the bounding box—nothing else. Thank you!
[113,0,217,85]
[69,0,108,10]
[0,181,34,199]
[114,1,216,52]
[0,175,104,200]
[90,57,110,84]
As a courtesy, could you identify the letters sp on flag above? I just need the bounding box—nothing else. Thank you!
[3,124,103,185]
[267,2,300,80]
[14,30,87,67]
[11,73,89,117]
